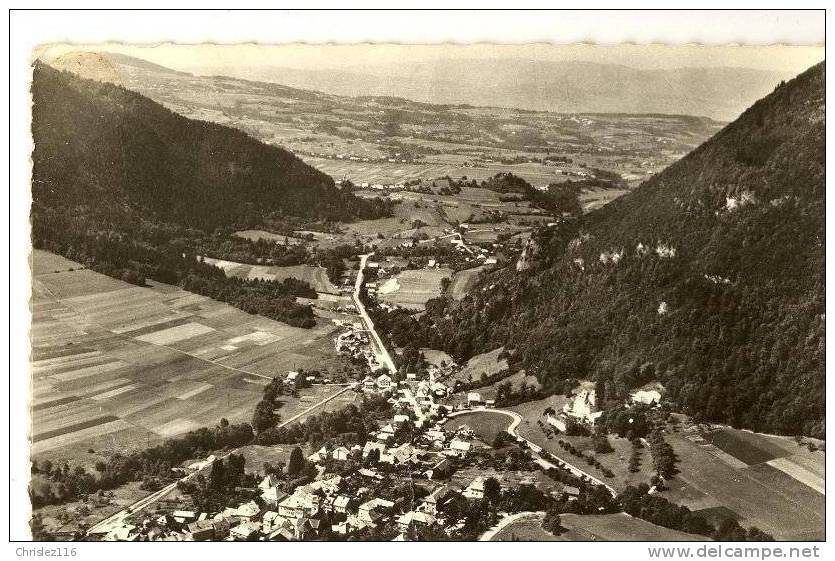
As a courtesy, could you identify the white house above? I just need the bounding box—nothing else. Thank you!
[278,492,319,519]
[331,446,351,461]
[463,477,485,500]
[563,389,602,425]
[308,445,328,464]
[332,495,352,514]
[397,511,436,532]
[420,486,450,515]
[376,373,393,391]
[261,487,288,509]
[631,389,662,406]
[547,413,568,432]
[447,438,471,458]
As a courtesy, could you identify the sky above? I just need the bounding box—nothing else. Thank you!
[38,42,824,76]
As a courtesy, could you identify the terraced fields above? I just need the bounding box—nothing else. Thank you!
[662,427,825,541]
[30,250,345,468]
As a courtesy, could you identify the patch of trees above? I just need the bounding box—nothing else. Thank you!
[181,272,317,328]
[646,430,677,479]
[596,404,652,440]
[255,394,392,447]
[592,432,614,454]
[29,420,253,508]
[177,453,259,514]
[192,232,309,266]
[541,508,565,536]
[619,484,774,541]
[32,210,317,328]
[317,244,361,283]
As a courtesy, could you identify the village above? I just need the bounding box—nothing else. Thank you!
[90,341,669,542]
[80,219,683,542]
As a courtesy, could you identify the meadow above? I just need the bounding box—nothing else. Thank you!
[377,268,453,311]
[30,250,347,469]
[444,411,513,443]
[662,426,825,541]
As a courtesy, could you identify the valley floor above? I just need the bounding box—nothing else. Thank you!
[30,250,349,470]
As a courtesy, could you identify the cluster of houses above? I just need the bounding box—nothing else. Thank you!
[335,326,382,371]
[104,407,488,542]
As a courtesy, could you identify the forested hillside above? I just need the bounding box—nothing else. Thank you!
[31,62,389,228]
[390,63,825,437]
[30,62,389,327]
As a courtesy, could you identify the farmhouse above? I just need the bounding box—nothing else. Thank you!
[447,438,471,458]
[278,492,320,519]
[463,477,486,500]
[397,511,436,532]
[261,487,288,508]
[420,485,451,515]
[362,441,387,459]
[331,446,351,461]
[467,392,483,406]
[185,518,229,541]
[358,498,395,524]
[376,373,393,391]
[229,521,261,541]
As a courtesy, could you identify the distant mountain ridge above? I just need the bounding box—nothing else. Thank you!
[197,58,793,121]
[405,62,825,437]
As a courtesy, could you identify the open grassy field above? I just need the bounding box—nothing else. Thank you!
[30,250,347,469]
[446,347,508,386]
[556,513,707,541]
[35,481,151,535]
[466,371,542,402]
[450,466,556,495]
[579,187,632,212]
[421,348,455,368]
[444,411,513,443]
[200,257,339,294]
[448,266,485,300]
[661,425,824,540]
[377,268,453,311]
[491,514,559,542]
[308,157,581,187]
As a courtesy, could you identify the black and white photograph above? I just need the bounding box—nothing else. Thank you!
[7,7,828,553]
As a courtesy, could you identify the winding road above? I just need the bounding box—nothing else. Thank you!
[447,408,617,497]
[479,511,545,541]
